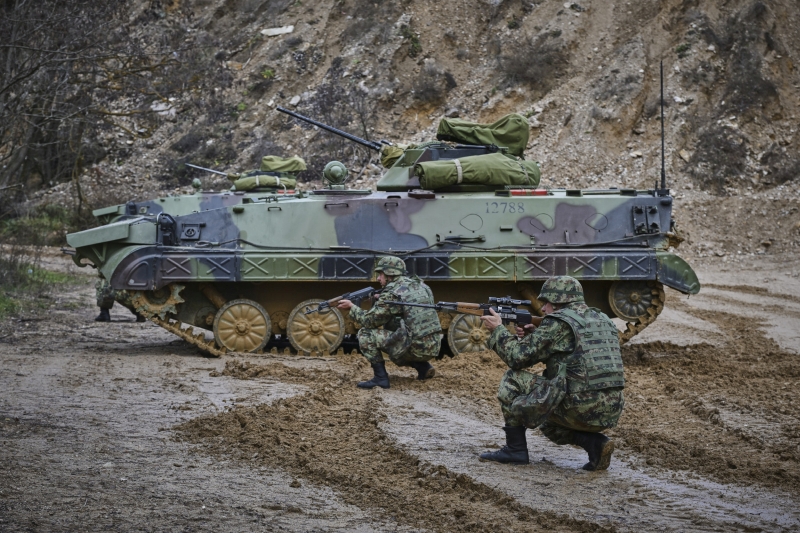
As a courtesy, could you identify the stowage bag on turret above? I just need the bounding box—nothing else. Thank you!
[260,155,307,173]
[415,152,541,190]
[436,114,530,158]
[232,174,297,191]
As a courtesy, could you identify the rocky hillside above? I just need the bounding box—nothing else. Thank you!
[17,0,800,232]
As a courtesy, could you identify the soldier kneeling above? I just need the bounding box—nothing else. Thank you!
[337,256,442,389]
[478,276,624,471]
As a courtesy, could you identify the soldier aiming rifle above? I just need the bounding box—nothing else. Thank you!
[336,256,442,389]
[478,276,625,471]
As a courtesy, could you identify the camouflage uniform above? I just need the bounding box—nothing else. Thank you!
[95,275,140,321]
[489,302,625,445]
[348,275,441,366]
[480,276,623,470]
[95,276,117,309]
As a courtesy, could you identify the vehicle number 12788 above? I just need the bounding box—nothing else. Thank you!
[485,202,525,214]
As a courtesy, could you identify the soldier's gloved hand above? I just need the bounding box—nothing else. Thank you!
[479,308,503,332]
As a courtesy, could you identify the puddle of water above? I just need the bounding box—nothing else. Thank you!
[379,391,800,532]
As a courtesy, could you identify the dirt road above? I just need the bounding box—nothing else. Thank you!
[1,252,799,532]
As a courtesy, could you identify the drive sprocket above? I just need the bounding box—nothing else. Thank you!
[130,284,226,356]
[130,284,186,320]
[614,281,666,344]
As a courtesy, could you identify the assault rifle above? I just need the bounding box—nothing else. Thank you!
[384,296,543,327]
[305,287,381,315]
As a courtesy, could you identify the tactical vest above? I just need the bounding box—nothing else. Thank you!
[390,277,441,338]
[548,307,624,394]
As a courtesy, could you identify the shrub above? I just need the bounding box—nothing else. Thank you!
[498,32,569,97]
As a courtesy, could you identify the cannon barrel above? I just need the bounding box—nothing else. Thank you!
[277,106,386,151]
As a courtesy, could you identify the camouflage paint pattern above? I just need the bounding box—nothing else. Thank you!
[67,188,699,291]
[65,173,699,336]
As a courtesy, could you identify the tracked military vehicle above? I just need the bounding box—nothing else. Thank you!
[65,108,699,357]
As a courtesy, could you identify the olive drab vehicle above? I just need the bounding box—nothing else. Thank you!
[65,108,699,357]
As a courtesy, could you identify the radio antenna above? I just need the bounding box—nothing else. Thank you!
[660,60,667,195]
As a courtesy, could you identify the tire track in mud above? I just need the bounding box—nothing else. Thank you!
[702,283,800,305]
[177,358,612,533]
[617,308,800,493]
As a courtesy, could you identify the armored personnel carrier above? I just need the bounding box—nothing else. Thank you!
[65,109,699,357]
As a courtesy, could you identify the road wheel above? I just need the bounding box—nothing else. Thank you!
[447,313,490,356]
[286,299,345,355]
[213,299,271,353]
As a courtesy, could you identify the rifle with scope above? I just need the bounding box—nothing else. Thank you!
[383,296,542,327]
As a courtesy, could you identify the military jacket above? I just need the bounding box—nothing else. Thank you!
[348,276,441,338]
[488,302,624,394]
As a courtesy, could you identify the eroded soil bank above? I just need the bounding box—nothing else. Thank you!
[1,253,799,532]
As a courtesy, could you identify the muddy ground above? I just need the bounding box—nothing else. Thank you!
[1,251,799,532]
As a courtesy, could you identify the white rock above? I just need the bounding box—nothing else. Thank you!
[261,26,294,37]
[151,101,176,118]
[289,95,301,106]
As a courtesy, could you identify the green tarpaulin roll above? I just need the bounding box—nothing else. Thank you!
[436,114,530,158]
[415,152,540,190]
[232,174,297,191]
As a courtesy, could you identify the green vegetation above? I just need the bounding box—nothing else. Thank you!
[675,43,691,58]
[260,68,275,79]
[0,205,74,246]
[0,204,89,320]
[0,293,18,318]
[400,25,421,58]
[0,247,85,321]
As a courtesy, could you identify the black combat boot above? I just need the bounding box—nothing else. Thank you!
[95,308,111,322]
[410,361,436,380]
[357,362,390,389]
[130,308,146,322]
[479,425,529,464]
[572,431,614,471]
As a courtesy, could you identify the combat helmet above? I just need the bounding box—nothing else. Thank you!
[374,256,406,276]
[538,276,585,304]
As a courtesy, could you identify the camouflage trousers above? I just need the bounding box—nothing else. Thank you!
[357,324,440,366]
[95,278,135,311]
[95,278,116,309]
[498,368,624,445]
